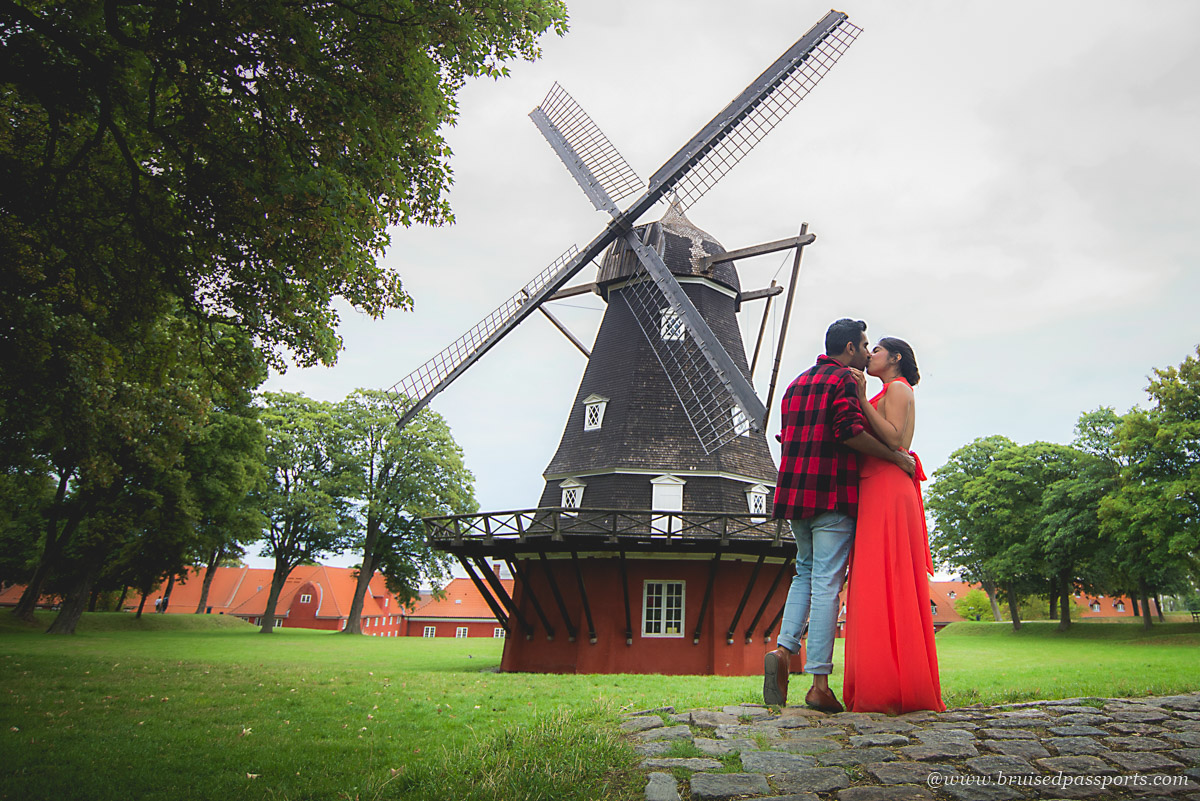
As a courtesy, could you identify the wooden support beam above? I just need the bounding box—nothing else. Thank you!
[539,552,577,642]
[571,551,597,644]
[745,558,793,644]
[473,556,533,640]
[738,284,785,304]
[749,280,777,378]
[457,556,509,633]
[726,554,766,644]
[537,306,591,358]
[618,551,633,646]
[506,557,555,641]
[692,554,722,645]
[764,223,810,431]
[699,234,815,270]
[546,283,598,301]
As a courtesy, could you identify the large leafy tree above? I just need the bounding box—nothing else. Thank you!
[926,435,1015,621]
[256,391,356,633]
[334,390,475,634]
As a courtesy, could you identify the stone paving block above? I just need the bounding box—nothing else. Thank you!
[1036,755,1119,776]
[899,742,980,761]
[1126,776,1200,797]
[1050,705,1109,714]
[1046,736,1106,756]
[979,728,1038,740]
[964,755,1039,777]
[816,747,899,766]
[725,704,771,719]
[1045,780,1111,798]
[1054,714,1113,726]
[855,719,917,735]
[914,729,977,744]
[635,725,694,742]
[836,786,933,801]
[981,717,1049,728]
[621,715,665,733]
[850,733,911,747]
[1049,725,1109,736]
[690,772,771,800]
[758,795,820,801]
[775,738,843,755]
[773,767,853,794]
[694,737,756,756]
[690,709,741,727]
[1166,720,1200,731]
[1109,709,1172,723]
[940,712,989,722]
[1103,751,1183,771]
[1103,735,1173,750]
[627,705,675,717]
[865,761,958,785]
[1173,748,1200,765]
[714,723,780,740]
[633,741,676,756]
[1153,695,1200,713]
[1111,722,1169,735]
[1166,732,1200,747]
[740,750,818,773]
[641,757,724,772]
[979,739,1050,759]
[763,715,814,729]
[645,771,680,801]
[928,721,981,730]
[940,782,1023,801]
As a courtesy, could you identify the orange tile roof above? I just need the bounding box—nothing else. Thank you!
[407,577,513,620]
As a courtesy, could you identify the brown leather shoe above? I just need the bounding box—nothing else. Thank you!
[804,685,844,714]
[763,647,790,706]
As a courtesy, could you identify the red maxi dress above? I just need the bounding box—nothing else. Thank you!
[843,378,946,714]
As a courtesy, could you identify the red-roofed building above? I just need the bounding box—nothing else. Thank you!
[401,577,513,639]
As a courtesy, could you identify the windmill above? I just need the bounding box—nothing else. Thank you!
[385,10,861,456]
[407,11,863,675]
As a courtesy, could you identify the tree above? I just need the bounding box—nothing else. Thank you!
[256,392,356,633]
[334,390,476,634]
[927,435,1016,621]
[954,589,991,622]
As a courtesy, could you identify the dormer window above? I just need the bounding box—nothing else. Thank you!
[660,307,685,341]
[650,474,685,534]
[745,484,770,517]
[731,407,751,437]
[560,478,586,509]
[582,394,608,431]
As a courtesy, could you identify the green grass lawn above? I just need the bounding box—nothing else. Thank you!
[1,613,1197,801]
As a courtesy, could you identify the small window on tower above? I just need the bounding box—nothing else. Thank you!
[560,478,585,510]
[582,394,608,431]
[660,307,685,341]
[745,484,770,517]
[731,407,751,437]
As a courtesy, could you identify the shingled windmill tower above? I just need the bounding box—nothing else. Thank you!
[393,11,863,675]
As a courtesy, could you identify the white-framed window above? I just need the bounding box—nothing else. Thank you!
[582,394,608,431]
[299,594,312,604]
[948,591,957,599]
[642,581,685,638]
[931,600,938,616]
[731,407,751,437]
[560,478,586,509]
[650,475,685,534]
[1090,602,1101,612]
[745,484,770,517]
[455,626,468,638]
[1115,601,1125,612]
[660,307,685,341]
[494,627,506,638]
[423,626,436,638]
[275,619,283,628]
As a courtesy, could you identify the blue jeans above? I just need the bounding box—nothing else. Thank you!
[777,511,855,674]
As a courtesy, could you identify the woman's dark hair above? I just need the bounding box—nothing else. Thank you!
[825,318,867,356]
[877,337,920,386]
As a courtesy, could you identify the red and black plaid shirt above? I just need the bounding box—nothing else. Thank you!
[773,354,867,520]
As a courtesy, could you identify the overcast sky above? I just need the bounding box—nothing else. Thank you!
[256,1,1200,570]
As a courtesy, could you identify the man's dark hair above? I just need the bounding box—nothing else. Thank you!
[825,318,867,356]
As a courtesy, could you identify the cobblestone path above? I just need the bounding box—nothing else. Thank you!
[622,692,1200,801]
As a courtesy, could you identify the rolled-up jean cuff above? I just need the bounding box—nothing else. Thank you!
[776,634,802,654]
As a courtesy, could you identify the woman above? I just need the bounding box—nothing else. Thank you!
[842,337,945,714]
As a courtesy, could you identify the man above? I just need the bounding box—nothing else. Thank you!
[765,318,916,711]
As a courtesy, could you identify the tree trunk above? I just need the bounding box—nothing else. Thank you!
[115,586,128,612]
[1155,593,1166,622]
[259,560,294,633]
[1139,579,1153,630]
[1057,574,1072,631]
[344,516,381,635]
[1005,583,1022,631]
[87,586,101,612]
[160,573,176,612]
[12,472,77,621]
[980,577,1003,622]
[1048,579,1059,621]
[46,566,101,635]
[135,591,148,618]
[195,546,223,613]
[1131,595,1140,616]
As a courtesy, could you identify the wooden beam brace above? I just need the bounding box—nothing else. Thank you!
[547,283,598,301]
[764,223,810,431]
[699,233,815,269]
[506,557,555,641]
[744,558,793,644]
[472,556,534,640]
[457,556,509,634]
[691,554,722,645]
[725,554,766,644]
[749,280,776,378]
[539,552,577,642]
[537,305,591,358]
[738,284,785,303]
[571,551,597,645]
